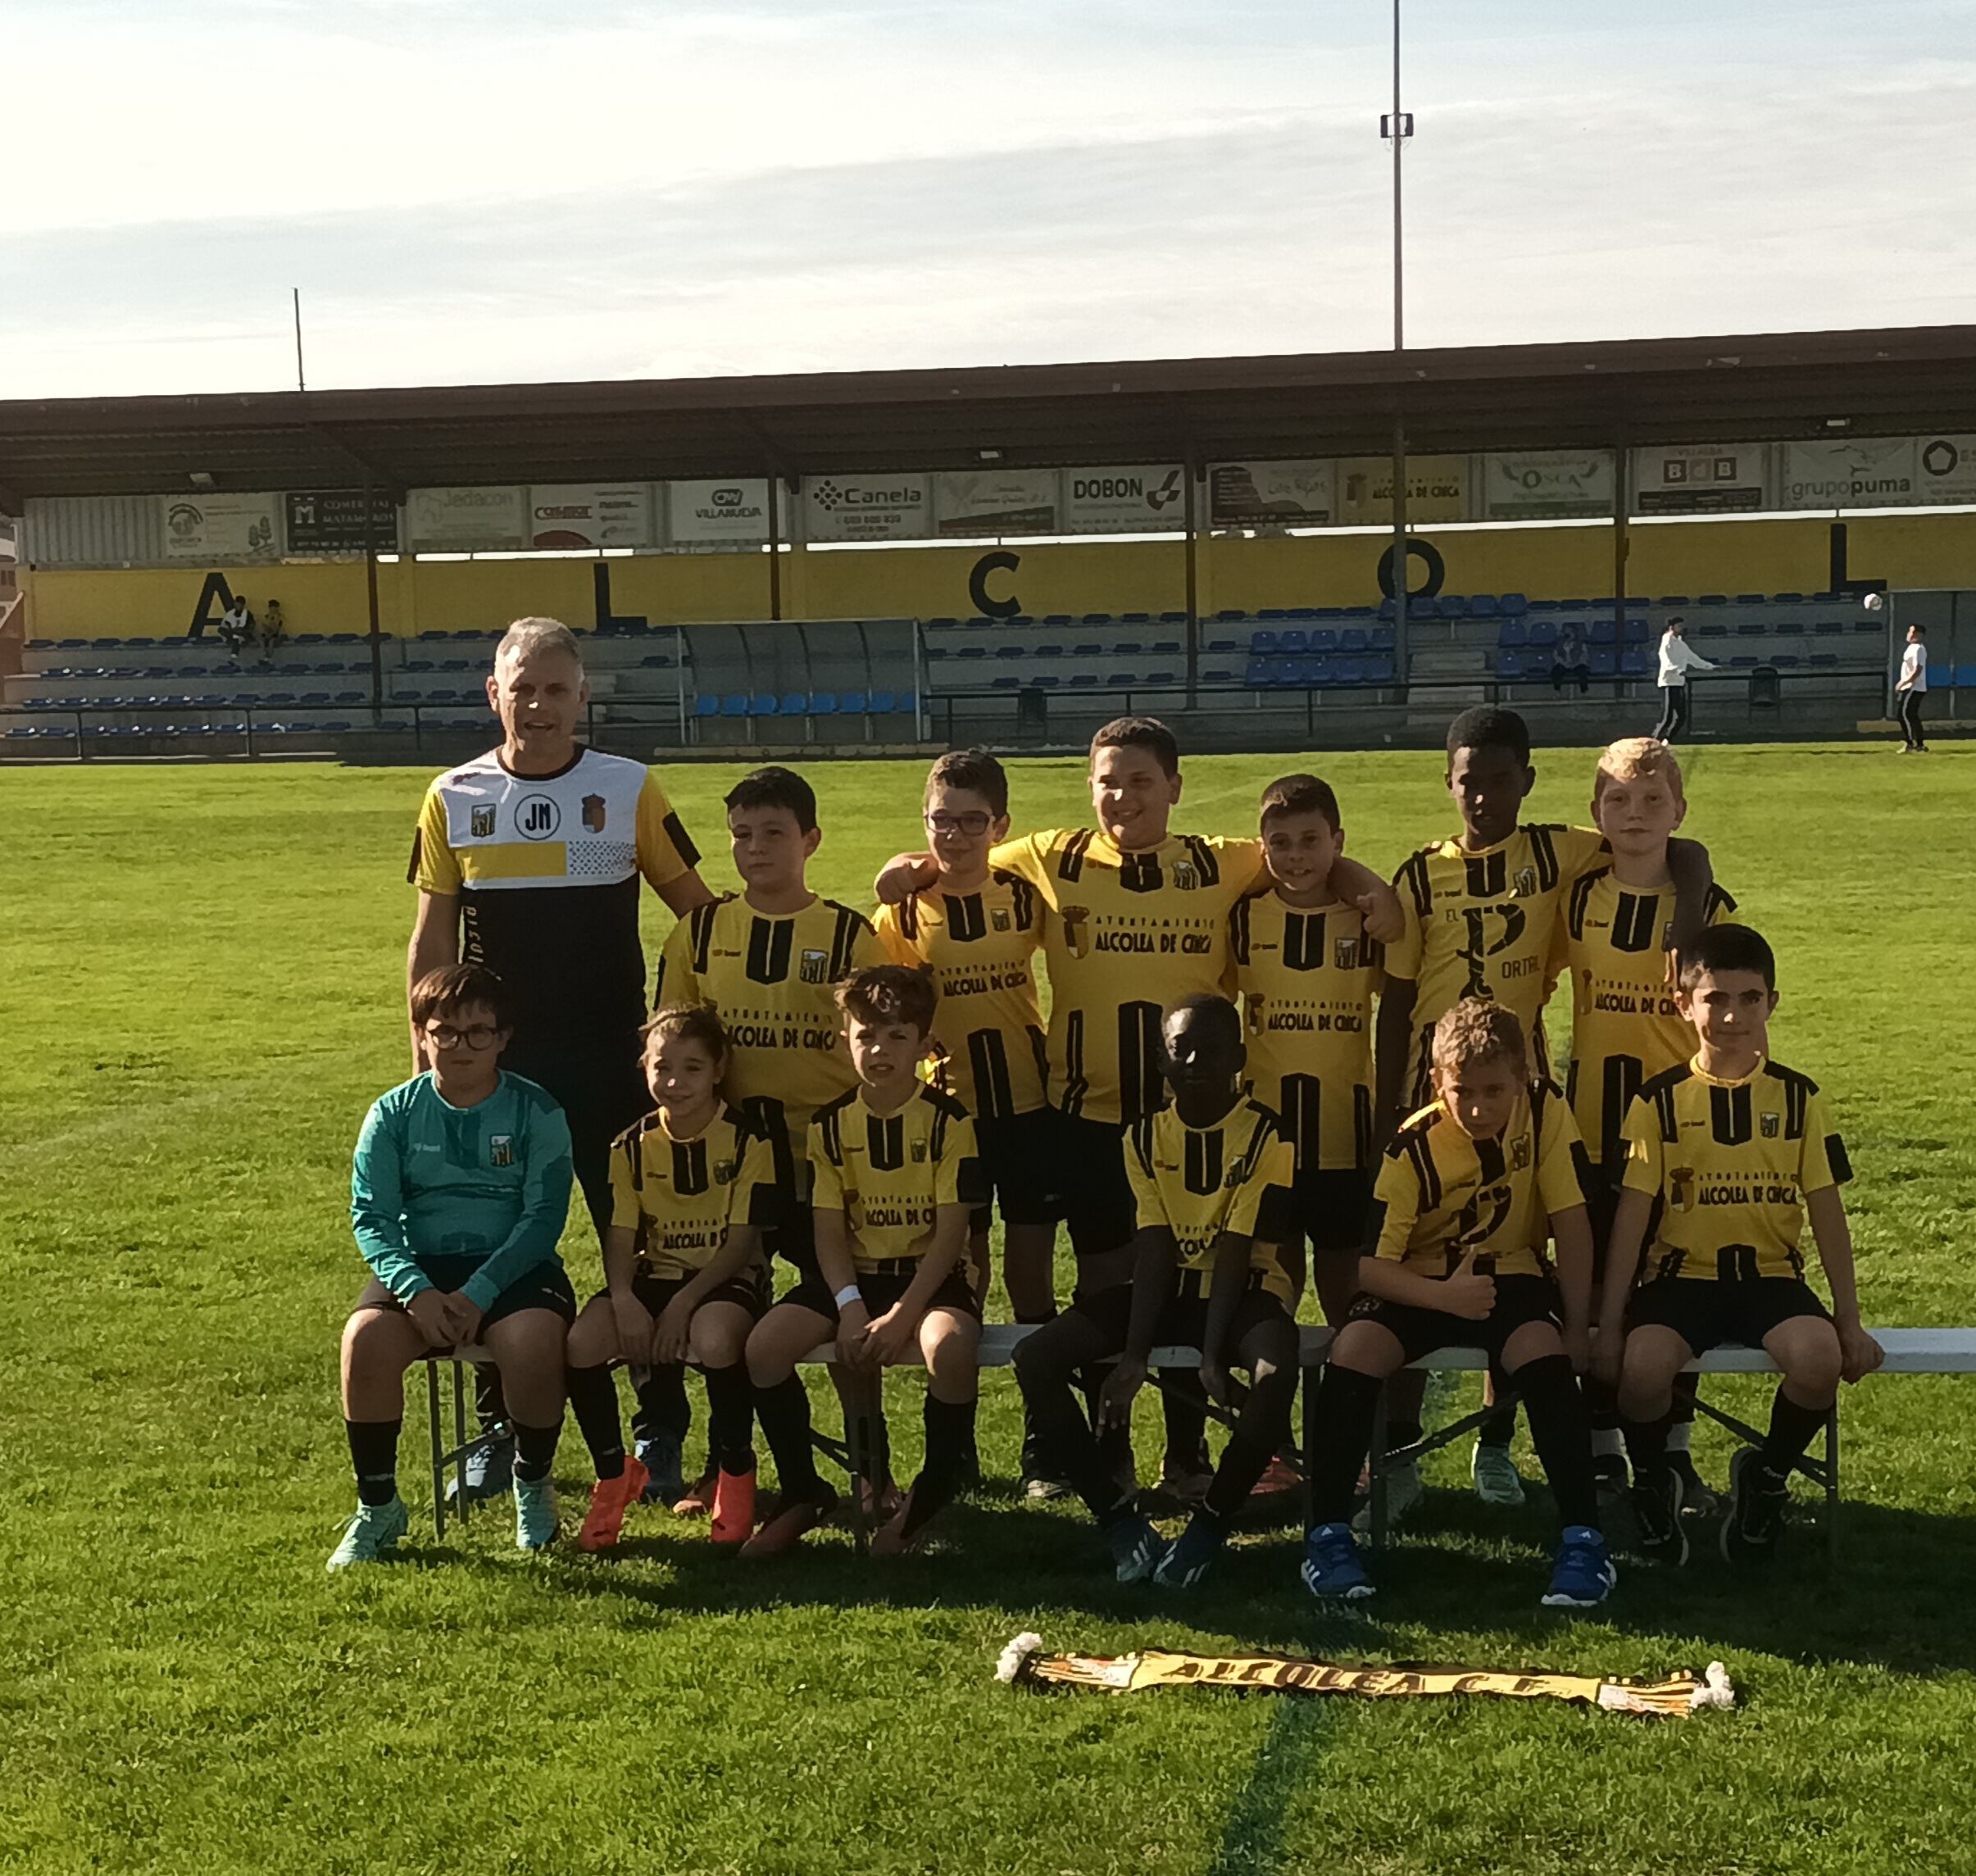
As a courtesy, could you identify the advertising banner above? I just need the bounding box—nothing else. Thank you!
[803,473,933,543]
[406,485,529,552]
[284,491,399,555]
[1481,451,1615,521]
[1062,464,1188,534]
[1778,438,1919,511]
[932,469,1061,538]
[161,493,280,561]
[527,484,655,549]
[667,479,774,547]
[1914,434,1976,507]
[1632,444,1769,515]
[1337,456,1470,526]
[1208,460,1335,529]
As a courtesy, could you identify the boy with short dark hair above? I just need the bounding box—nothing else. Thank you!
[1377,706,1711,1512]
[1229,772,1384,1324]
[655,764,890,1502]
[743,965,987,1557]
[1551,736,1740,1507]
[1595,924,1883,1565]
[1011,994,1301,1588]
[1301,999,1614,1608]
[329,963,575,1568]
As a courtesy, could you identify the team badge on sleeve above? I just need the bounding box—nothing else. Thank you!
[582,793,608,833]
[490,1135,515,1167]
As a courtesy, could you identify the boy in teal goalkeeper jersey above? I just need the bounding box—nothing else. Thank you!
[329,963,576,1569]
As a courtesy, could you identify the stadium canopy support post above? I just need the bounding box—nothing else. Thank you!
[364,477,384,715]
[767,475,783,623]
[1613,428,1630,652]
[1183,449,1200,705]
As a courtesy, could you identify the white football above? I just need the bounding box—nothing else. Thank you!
[1863,591,1884,611]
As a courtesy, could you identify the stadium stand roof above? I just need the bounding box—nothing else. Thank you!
[4,324,1976,507]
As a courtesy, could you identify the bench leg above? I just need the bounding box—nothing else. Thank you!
[453,1360,470,1530]
[843,1376,875,1558]
[428,1360,446,1541]
[1825,1405,1841,1566]
[1368,1388,1389,1551]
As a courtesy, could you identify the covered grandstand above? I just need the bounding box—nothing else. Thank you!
[4,323,1975,759]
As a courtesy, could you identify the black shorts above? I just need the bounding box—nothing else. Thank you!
[972,1107,1063,1229]
[588,1266,772,1321]
[1045,1274,1293,1360]
[502,1037,649,1242]
[355,1254,578,1333]
[1343,1271,1562,1367]
[776,1262,983,1328]
[1580,1161,1624,1282]
[1626,1275,1830,1356]
[1292,1167,1374,1255]
[765,1200,816,1277]
[1036,1108,1136,1260]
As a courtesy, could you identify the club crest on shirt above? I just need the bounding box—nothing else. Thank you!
[715,1159,738,1185]
[1172,861,1199,891]
[1224,1165,1246,1189]
[1669,1165,1696,1212]
[489,1134,514,1167]
[991,906,1011,932]
[800,948,829,983]
[581,793,607,833]
[470,804,496,838]
[1334,936,1359,970]
[1514,866,1538,897]
[1246,997,1265,1033]
[911,1140,929,1162]
[1061,905,1092,959]
[1510,1133,1533,1171]
[1762,1112,1780,1138]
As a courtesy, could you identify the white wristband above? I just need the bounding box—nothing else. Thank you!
[834,1284,865,1310]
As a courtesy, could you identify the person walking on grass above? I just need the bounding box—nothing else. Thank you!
[1653,616,1714,743]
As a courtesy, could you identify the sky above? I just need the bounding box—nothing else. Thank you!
[3,0,1974,400]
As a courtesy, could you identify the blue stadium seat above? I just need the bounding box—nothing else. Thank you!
[1736,618,1767,637]
[1621,647,1649,677]
[1143,670,1177,686]
[751,693,777,716]
[961,616,994,631]
[1082,612,1113,625]
[1245,657,1272,687]
[1310,629,1338,653]
[1697,593,1728,606]
[1160,611,1188,625]
[840,692,868,713]
[1113,641,1142,656]
[299,691,330,705]
[1728,655,1760,669]
[1624,617,1648,644]
[1106,671,1137,686]
[1250,630,1279,655]
[1340,627,1370,653]
[403,659,434,673]
[690,695,717,719]
[1590,648,1619,678]
[1033,643,1064,658]
[1497,648,1525,681]
[806,692,837,715]
[1734,593,1766,606]
[926,617,960,631]
[1366,653,1397,683]
[956,645,988,661]
[1073,643,1103,658]
[1588,620,1617,647]
[1206,638,1239,655]
[1033,675,1061,688]
[1437,595,1468,620]
[720,694,749,717]
[992,676,1020,690]
[779,692,806,715]
[1526,618,1559,650]
[1957,665,1976,688]
[1853,618,1881,634]
[870,692,898,713]
[1043,614,1074,627]
[1772,655,1802,669]
[923,646,950,661]
[1815,618,1847,636]
[1469,595,1499,619]
[994,644,1024,660]
[1149,639,1182,656]
[1773,592,1806,604]
[640,653,674,669]
[1498,620,1529,649]
[1370,625,1396,651]
[1497,593,1529,616]
[1656,596,1690,607]
[1120,613,1151,625]
[1377,597,1397,621]
[1696,622,1729,638]
[1216,608,1248,623]
[1068,674,1098,688]
[1277,629,1309,656]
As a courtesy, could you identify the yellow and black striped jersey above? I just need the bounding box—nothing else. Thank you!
[990,828,1267,1126]
[1370,1082,1589,1281]
[654,893,888,1182]
[873,871,1048,1121]
[1124,1098,1297,1303]
[1387,824,1609,1108]
[607,1102,782,1280]
[810,1084,988,1273]
[1553,870,1741,1168]
[1619,1057,1850,1283]
[1229,888,1383,1174]
[410,746,700,1045]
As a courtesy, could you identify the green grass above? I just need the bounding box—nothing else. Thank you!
[3,743,1974,1875]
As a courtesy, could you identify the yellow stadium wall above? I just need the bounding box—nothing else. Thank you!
[20,511,1976,638]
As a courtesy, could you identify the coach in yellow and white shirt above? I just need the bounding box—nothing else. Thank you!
[407,617,715,1232]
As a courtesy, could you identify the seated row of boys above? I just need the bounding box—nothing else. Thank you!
[330,713,1882,1599]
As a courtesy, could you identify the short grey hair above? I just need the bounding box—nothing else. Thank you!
[495,616,584,669]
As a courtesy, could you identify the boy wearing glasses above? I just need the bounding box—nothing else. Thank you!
[329,963,576,1567]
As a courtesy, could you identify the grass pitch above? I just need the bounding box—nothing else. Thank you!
[3,743,1974,1876]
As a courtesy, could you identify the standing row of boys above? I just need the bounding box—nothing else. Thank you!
[334,669,1883,1604]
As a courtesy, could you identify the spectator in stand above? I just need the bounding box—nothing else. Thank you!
[1550,625,1590,696]
[1653,616,1714,743]
[258,599,287,662]
[215,596,257,660]
[1894,624,1928,754]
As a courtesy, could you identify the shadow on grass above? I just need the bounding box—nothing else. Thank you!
[399,1478,1976,1681]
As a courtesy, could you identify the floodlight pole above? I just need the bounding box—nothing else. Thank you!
[293,288,307,393]
[1385,0,1411,683]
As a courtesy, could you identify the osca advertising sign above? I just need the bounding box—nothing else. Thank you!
[803,474,931,543]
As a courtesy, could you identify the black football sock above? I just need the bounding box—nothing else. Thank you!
[1160,1382,1210,1472]
[1306,1365,1383,1529]
[347,1419,402,1506]
[1476,1397,1518,1451]
[1759,1387,1830,1481]
[513,1420,561,1485]
[473,1365,509,1436]
[1623,1406,1674,1479]
[565,1364,626,1481]
[1015,1310,1057,1473]
[902,1395,979,1536]
[1514,1353,1600,1531]
[1202,1428,1274,1523]
[754,1374,824,1500]
[702,1362,756,1475]
[844,1400,892,1488]
[1384,1416,1423,1459]
[631,1365,691,1446]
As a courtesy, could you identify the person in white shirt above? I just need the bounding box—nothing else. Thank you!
[1895,623,1928,753]
[1653,616,1714,743]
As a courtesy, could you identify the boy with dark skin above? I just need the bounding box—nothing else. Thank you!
[1012,994,1300,1588]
